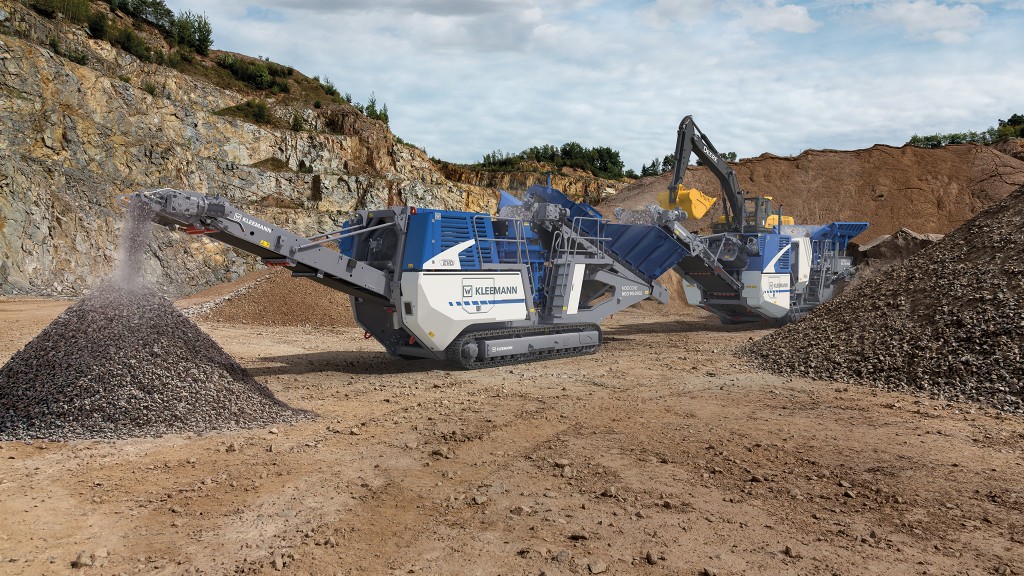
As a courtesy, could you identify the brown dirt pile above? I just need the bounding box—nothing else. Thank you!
[604,144,1024,243]
[188,268,358,329]
[746,185,1024,413]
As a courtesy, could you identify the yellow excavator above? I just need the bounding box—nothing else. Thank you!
[657,116,793,231]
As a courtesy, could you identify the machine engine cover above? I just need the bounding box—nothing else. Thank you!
[400,272,529,351]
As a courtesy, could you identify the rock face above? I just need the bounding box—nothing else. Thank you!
[436,161,625,204]
[991,137,1024,162]
[604,144,1024,242]
[746,185,1024,413]
[0,1,496,297]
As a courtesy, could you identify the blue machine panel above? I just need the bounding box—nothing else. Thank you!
[401,209,499,270]
[753,234,792,273]
[526,183,689,282]
[811,221,870,253]
[336,219,356,257]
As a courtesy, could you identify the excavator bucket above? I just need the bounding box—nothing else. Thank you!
[657,185,717,220]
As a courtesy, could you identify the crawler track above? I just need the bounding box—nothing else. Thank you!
[446,323,601,370]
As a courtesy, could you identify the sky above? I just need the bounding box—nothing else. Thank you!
[163,0,1024,172]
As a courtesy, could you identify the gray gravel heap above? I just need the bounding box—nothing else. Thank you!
[0,282,310,440]
[747,185,1024,413]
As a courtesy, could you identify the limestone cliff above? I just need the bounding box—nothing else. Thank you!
[0,1,496,297]
[435,161,626,204]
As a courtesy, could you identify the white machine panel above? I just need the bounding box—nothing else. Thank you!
[400,272,528,351]
[566,263,586,315]
[791,237,811,290]
[681,276,704,306]
[741,271,790,319]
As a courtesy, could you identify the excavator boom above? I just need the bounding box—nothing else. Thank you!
[666,115,745,230]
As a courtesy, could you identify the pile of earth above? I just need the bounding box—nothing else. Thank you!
[745,185,1024,413]
[603,143,1024,243]
[0,282,310,441]
[853,228,944,266]
[184,268,358,329]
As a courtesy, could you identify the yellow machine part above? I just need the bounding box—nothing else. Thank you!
[765,214,795,226]
[657,185,717,220]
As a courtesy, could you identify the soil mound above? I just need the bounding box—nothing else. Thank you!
[746,185,1024,413]
[0,283,310,441]
[187,269,357,328]
[604,144,1024,243]
[855,228,944,265]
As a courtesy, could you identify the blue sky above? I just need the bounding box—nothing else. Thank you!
[164,0,1024,172]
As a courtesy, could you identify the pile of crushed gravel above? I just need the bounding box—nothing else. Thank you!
[186,268,359,329]
[746,185,1024,413]
[0,284,309,440]
[0,200,309,441]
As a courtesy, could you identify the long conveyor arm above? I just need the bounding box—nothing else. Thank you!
[128,188,391,302]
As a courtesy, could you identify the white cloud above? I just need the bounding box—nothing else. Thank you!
[732,1,822,33]
[871,1,985,43]
[160,0,1024,171]
[637,0,718,28]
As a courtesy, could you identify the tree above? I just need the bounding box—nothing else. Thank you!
[87,11,108,39]
[908,114,1024,148]
[173,11,213,55]
[660,154,675,174]
[192,12,213,55]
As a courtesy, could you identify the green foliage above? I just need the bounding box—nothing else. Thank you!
[142,80,157,95]
[321,77,339,98]
[362,92,388,124]
[624,168,639,179]
[216,99,273,125]
[25,0,91,23]
[908,114,1024,148]
[166,48,192,69]
[290,112,304,131]
[482,142,626,179]
[480,150,522,170]
[172,11,213,56]
[109,25,154,61]
[661,154,675,174]
[350,92,390,125]
[640,160,660,177]
[214,54,291,92]
[109,0,174,32]
[87,11,108,39]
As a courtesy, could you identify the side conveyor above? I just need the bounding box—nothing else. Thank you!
[129,188,392,303]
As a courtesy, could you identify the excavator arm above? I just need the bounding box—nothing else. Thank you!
[667,115,745,232]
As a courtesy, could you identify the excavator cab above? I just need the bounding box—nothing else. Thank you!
[711,195,794,233]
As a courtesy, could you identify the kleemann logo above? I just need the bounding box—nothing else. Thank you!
[230,213,272,234]
[473,285,518,296]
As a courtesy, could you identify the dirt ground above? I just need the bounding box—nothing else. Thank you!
[1,297,1022,576]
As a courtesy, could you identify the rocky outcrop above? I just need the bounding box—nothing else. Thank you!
[0,1,496,297]
[991,138,1024,162]
[605,144,1024,242]
[437,162,625,204]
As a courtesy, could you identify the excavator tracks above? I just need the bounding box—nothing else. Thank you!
[446,324,602,370]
